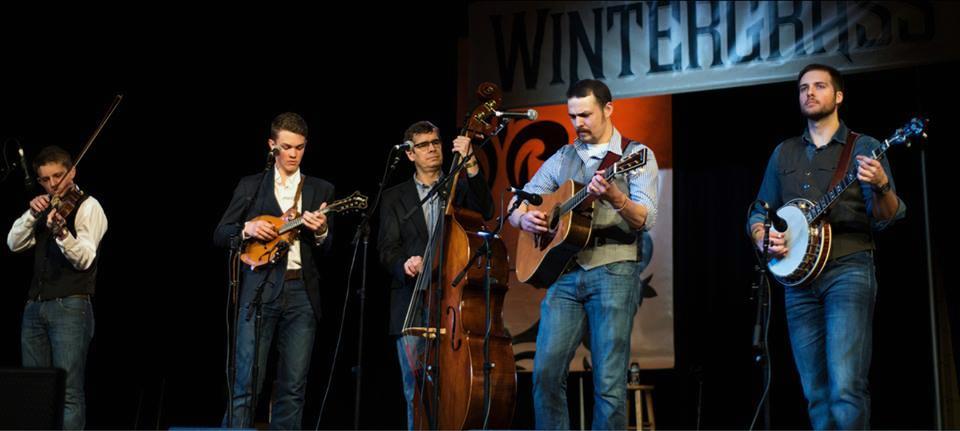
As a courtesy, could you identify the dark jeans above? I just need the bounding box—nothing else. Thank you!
[785,251,877,430]
[396,336,424,430]
[532,261,643,430]
[22,295,95,430]
[224,279,317,430]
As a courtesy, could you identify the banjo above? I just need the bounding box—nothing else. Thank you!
[767,118,927,287]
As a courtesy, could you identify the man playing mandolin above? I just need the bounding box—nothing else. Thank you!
[508,79,660,430]
[747,64,906,429]
[7,145,108,430]
[214,112,333,429]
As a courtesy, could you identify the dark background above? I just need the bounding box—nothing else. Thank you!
[1,3,958,429]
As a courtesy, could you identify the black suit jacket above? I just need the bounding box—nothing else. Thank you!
[377,172,494,334]
[214,170,335,320]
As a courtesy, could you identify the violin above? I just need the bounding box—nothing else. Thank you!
[47,95,122,235]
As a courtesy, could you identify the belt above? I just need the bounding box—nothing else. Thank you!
[561,259,581,275]
[589,227,637,248]
[31,293,90,302]
[284,269,302,281]
[590,234,637,248]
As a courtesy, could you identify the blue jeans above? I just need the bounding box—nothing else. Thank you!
[21,295,95,430]
[533,261,643,430]
[785,251,877,430]
[396,336,424,430]
[224,279,317,429]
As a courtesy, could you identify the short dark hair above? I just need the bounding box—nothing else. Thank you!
[403,120,439,143]
[270,112,308,139]
[797,63,844,93]
[566,79,613,106]
[32,145,72,173]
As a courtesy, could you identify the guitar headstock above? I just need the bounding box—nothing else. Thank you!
[613,148,649,176]
[889,117,929,148]
[327,191,369,214]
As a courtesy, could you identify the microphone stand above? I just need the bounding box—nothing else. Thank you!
[226,150,275,427]
[917,136,942,429]
[450,194,523,430]
[748,200,772,430]
[350,146,404,429]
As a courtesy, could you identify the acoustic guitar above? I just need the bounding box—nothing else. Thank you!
[515,148,648,288]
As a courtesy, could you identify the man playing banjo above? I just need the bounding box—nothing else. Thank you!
[747,63,906,429]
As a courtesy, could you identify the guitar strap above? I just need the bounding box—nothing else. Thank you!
[829,131,860,189]
[597,134,632,172]
[284,176,306,218]
[583,135,632,207]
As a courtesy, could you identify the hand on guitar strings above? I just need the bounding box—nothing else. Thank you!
[518,210,549,234]
[244,220,279,241]
[752,226,788,258]
[855,155,888,188]
[588,169,626,204]
[302,202,328,233]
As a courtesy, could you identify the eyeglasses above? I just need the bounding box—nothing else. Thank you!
[412,139,443,151]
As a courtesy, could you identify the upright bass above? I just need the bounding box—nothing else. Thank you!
[401,83,516,430]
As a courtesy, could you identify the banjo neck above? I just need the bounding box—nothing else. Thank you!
[805,137,894,223]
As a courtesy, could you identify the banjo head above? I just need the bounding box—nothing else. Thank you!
[768,199,815,281]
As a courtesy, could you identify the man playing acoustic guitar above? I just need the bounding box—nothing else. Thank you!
[747,64,906,429]
[509,79,660,430]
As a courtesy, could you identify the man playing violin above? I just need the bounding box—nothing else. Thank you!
[214,112,334,429]
[377,120,494,429]
[7,145,108,430]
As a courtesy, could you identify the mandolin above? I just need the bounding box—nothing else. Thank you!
[240,191,367,269]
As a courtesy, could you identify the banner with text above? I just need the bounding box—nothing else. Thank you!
[469,1,960,108]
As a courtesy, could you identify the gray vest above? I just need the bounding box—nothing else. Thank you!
[556,142,643,270]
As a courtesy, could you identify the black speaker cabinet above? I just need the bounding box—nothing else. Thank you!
[0,368,66,429]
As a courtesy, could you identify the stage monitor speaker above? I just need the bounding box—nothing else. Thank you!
[0,368,65,429]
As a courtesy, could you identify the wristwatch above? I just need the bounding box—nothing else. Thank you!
[873,182,891,195]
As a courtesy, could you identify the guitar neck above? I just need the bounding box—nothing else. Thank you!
[807,138,893,222]
[557,169,619,216]
[278,206,335,234]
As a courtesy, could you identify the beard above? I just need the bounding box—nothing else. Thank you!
[802,100,838,121]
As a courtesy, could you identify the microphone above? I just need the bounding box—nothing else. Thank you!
[495,109,538,121]
[757,200,788,233]
[509,186,542,206]
[265,146,279,172]
[394,140,414,151]
[18,145,34,189]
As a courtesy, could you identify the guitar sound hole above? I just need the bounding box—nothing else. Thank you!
[549,209,560,231]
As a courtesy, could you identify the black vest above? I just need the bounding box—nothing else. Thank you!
[777,137,874,259]
[29,194,98,300]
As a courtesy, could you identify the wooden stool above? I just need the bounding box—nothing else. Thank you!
[627,384,655,430]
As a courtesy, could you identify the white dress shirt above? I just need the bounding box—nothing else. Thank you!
[242,167,328,271]
[7,193,108,271]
